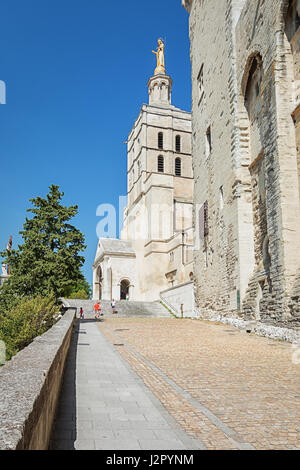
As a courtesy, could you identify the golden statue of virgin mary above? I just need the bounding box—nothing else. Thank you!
[152,39,166,75]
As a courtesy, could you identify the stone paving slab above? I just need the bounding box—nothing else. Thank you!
[99,317,300,450]
[51,314,300,450]
[49,318,205,450]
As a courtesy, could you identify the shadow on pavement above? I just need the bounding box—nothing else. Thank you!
[49,318,79,450]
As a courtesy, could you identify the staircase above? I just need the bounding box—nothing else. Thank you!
[61,298,172,318]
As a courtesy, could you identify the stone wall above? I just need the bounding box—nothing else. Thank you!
[235,0,300,326]
[0,310,75,450]
[184,0,300,327]
[187,0,252,319]
[160,281,195,317]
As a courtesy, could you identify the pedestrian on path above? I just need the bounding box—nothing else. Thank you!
[94,301,101,320]
[79,307,84,319]
[111,299,116,314]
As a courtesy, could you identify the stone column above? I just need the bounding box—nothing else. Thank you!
[102,256,111,300]
[129,284,134,301]
[92,266,98,300]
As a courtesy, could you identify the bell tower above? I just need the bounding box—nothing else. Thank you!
[94,38,193,305]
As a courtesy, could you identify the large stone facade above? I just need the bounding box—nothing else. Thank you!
[93,60,193,307]
[183,0,300,327]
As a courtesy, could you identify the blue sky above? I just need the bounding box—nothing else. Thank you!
[0,0,191,285]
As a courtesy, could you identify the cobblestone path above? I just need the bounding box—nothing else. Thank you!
[50,318,204,450]
[99,318,300,450]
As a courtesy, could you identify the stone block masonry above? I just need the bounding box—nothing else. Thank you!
[0,310,75,450]
[184,0,300,327]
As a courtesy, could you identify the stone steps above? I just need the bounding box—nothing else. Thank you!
[62,298,171,318]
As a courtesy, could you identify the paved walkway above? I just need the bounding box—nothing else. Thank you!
[50,318,204,450]
[98,317,300,450]
[50,314,300,450]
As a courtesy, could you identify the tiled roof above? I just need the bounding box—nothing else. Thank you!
[99,238,135,255]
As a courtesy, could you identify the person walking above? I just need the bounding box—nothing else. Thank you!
[111,299,116,314]
[94,301,101,320]
[79,307,84,319]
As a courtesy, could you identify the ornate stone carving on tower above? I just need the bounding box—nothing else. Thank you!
[148,39,172,106]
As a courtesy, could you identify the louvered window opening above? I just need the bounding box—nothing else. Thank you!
[158,156,164,173]
[175,158,181,177]
[158,132,163,150]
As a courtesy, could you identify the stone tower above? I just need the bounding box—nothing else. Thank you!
[120,44,193,303]
[93,41,194,313]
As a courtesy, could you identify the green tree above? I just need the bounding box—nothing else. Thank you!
[68,289,89,300]
[67,278,92,299]
[0,185,86,310]
[0,294,58,360]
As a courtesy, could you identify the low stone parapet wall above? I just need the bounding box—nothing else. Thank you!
[202,313,300,344]
[0,309,75,450]
[160,281,196,318]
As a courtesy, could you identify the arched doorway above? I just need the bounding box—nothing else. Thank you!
[120,279,130,300]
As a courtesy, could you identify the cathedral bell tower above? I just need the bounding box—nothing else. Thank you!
[93,38,193,304]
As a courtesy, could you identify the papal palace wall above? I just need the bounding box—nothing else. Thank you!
[183,0,300,327]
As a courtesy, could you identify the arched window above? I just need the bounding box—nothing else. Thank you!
[285,0,300,42]
[175,135,181,153]
[157,155,164,173]
[158,132,163,149]
[244,54,268,275]
[244,55,263,119]
[175,157,181,176]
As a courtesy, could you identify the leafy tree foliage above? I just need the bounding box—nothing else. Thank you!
[68,289,89,300]
[66,278,92,299]
[0,294,58,360]
[0,185,87,311]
